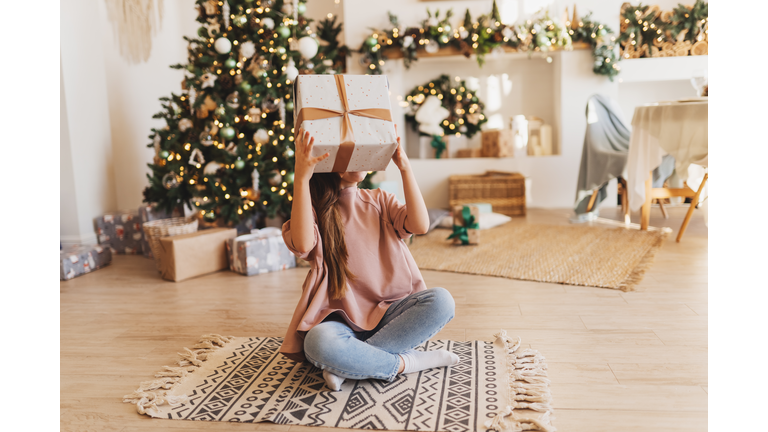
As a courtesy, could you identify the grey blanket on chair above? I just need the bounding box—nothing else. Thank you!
[575,94,673,214]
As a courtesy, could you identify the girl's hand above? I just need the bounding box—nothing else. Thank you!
[294,128,329,183]
[391,125,411,172]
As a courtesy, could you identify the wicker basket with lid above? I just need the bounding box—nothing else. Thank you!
[448,171,526,216]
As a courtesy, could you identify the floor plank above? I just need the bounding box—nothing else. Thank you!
[60,206,707,431]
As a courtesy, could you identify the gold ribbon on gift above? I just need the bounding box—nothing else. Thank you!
[295,75,393,172]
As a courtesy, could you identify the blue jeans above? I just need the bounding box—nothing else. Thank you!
[303,287,455,382]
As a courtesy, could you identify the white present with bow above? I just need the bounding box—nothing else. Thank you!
[294,74,398,173]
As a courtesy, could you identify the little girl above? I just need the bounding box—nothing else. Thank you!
[280,127,459,391]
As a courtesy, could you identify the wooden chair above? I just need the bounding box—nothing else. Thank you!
[585,177,668,223]
[622,172,708,242]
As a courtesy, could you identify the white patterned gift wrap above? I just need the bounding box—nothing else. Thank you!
[60,244,112,281]
[226,228,296,276]
[294,74,398,173]
[94,211,143,254]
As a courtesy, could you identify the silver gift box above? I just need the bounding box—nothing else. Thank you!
[60,244,112,281]
[226,228,296,276]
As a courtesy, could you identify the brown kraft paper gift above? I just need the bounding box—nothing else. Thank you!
[157,228,237,282]
[481,129,513,157]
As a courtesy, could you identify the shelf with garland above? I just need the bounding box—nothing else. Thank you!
[380,41,592,60]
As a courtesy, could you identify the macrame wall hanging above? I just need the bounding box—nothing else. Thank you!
[105,0,164,64]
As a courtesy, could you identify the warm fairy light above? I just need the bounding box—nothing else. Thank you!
[196,163,201,169]
[280,170,286,175]
[263,200,268,205]
[224,194,230,199]
[272,157,278,162]
[184,143,191,150]
[238,208,243,214]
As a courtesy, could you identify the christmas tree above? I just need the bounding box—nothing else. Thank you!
[143,0,348,226]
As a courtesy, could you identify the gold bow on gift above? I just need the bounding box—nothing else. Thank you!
[295,75,393,172]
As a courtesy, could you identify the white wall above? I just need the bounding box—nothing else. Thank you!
[95,1,197,211]
[61,0,343,243]
[61,0,118,244]
[342,0,704,209]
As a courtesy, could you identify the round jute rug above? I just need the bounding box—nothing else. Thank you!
[408,223,669,291]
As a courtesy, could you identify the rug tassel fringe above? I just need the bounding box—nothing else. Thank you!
[123,333,235,416]
[488,329,556,432]
[618,230,668,291]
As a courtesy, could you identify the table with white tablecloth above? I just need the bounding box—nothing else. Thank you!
[626,99,708,234]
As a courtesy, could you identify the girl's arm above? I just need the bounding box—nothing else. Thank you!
[290,128,329,253]
[391,127,430,235]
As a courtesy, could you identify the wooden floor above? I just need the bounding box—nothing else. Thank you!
[61,206,707,432]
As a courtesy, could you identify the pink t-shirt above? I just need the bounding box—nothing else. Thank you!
[280,186,427,361]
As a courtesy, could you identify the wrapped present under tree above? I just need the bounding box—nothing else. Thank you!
[60,244,112,281]
[226,228,296,276]
[94,211,144,254]
[156,228,236,282]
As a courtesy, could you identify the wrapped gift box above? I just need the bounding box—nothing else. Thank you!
[462,203,492,214]
[294,74,398,172]
[94,211,143,254]
[450,205,480,245]
[418,135,450,159]
[481,129,513,158]
[138,205,183,259]
[456,148,482,158]
[226,227,296,276]
[60,244,112,281]
[156,228,237,282]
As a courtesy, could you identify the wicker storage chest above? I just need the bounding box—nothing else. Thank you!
[448,171,526,216]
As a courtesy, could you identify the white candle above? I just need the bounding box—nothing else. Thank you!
[540,124,553,156]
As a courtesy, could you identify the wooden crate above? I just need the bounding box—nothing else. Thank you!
[448,171,526,216]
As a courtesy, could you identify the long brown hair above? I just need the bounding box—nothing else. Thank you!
[309,173,355,300]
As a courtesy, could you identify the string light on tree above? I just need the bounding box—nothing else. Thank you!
[143,0,350,223]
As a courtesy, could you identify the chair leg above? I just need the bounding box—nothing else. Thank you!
[657,200,669,219]
[641,174,652,230]
[676,173,708,243]
[586,188,599,213]
[619,178,630,224]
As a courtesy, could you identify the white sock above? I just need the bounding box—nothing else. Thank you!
[323,370,345,391]
[399,349,460,375]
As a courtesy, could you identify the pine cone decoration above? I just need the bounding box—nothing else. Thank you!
[218,74,234,91]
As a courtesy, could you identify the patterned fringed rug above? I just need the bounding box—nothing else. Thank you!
[409,224,668,291]
[124,333,556,431]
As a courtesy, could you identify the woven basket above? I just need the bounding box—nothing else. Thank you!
[142,216,199,270]
[449,171,526,216]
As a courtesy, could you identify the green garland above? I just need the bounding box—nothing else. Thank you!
[357,1,626,78]
[668,1,708,43]
[618,1,708,59]
[403,74,487,139]
[570,13,621,80]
